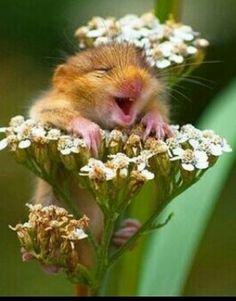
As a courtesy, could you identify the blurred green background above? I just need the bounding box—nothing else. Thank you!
[0,0,236,296]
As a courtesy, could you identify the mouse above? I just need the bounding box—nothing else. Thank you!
[29,42,172,268]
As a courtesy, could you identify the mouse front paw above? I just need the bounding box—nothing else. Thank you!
[69,117,102,156]
[113,218,141,247]
[141,112,173,140]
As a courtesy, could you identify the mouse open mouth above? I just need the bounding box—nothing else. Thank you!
[114,97,134,116]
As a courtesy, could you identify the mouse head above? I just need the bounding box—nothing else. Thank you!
[53,43,162,128]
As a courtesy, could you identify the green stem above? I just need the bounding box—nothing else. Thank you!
[155,0,183,22]
[92,213,117,295]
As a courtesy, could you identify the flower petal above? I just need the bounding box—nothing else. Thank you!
[74,228,88,240]
[141,169,155,180]
[182,163,195,171]
[196,161,209,169]
[0,127,7,133]
[18,139,31,149]
[60,148,71,155]
[0,138,8,150]
[209,144,222,156]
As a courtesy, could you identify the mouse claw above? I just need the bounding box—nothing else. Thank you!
[113,218,141,247]
[69,117,102,156]
[141,112,172,140]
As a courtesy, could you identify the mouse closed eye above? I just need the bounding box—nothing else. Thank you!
[91,67,113,78]
[94,67,113,72]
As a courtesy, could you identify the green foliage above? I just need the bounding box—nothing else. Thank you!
[138,79,236,295]
[155,0,183,22]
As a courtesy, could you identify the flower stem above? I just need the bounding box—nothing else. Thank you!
[92,212,117,295]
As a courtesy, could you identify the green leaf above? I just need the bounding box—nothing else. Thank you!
[138,79,236,296]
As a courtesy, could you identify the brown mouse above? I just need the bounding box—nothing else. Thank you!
[29,42,171,268]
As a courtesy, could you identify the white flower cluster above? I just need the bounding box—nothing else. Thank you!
[167,124,232,171]
[80,151,154,182]
[0,115,86,155]
[75,12,209,69]
[10,203,89,274]
[0,116,231,177]
[14,203,89,241]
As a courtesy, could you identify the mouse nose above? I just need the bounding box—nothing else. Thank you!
[121,78,143,98]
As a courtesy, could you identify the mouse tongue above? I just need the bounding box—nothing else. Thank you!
[115,98,133,116]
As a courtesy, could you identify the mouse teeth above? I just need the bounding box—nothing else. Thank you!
[114,97,133,116]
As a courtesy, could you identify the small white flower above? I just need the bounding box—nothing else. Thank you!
[180,124,203,142]
[166,137,181,156]
[80,158,116,181]
[72,228,88,240]
[119,168,128,178]
[47,128,61,140]
[141,12,160,28]
[194,150,209,169]
[87,28,106,38]
[140,169,155,180]
[0,127,7,133]
[221,139,232,153]
[74,26,89,38]
[57,135,81,155]
[156,59,171,69]
[22,222,32,228]
[22,119,37,128]
[18,139,31,149]
[73,137,86,151]
[94,36,112,46]
[200,130,232,155]
[187,46,198,55]
[13,121,34,140]
[131,169,155,182]
[194,38,209,48]
[173,25,195,41]
[108,153,130,169]
[120,28,143,40]
[158,41,173,57]
[130,150,154,171]
[88,16,106,29]
[31,127,47,144]
[60,148,71,155]
[170,148,209,171]
[171,146,185,157]
[209,143,223,156]
[9,115,25,128]
[108,129,125,143]
[169,54,184,64]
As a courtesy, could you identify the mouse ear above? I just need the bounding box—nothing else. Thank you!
[53,65,68,92]
[53,64,76,92]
